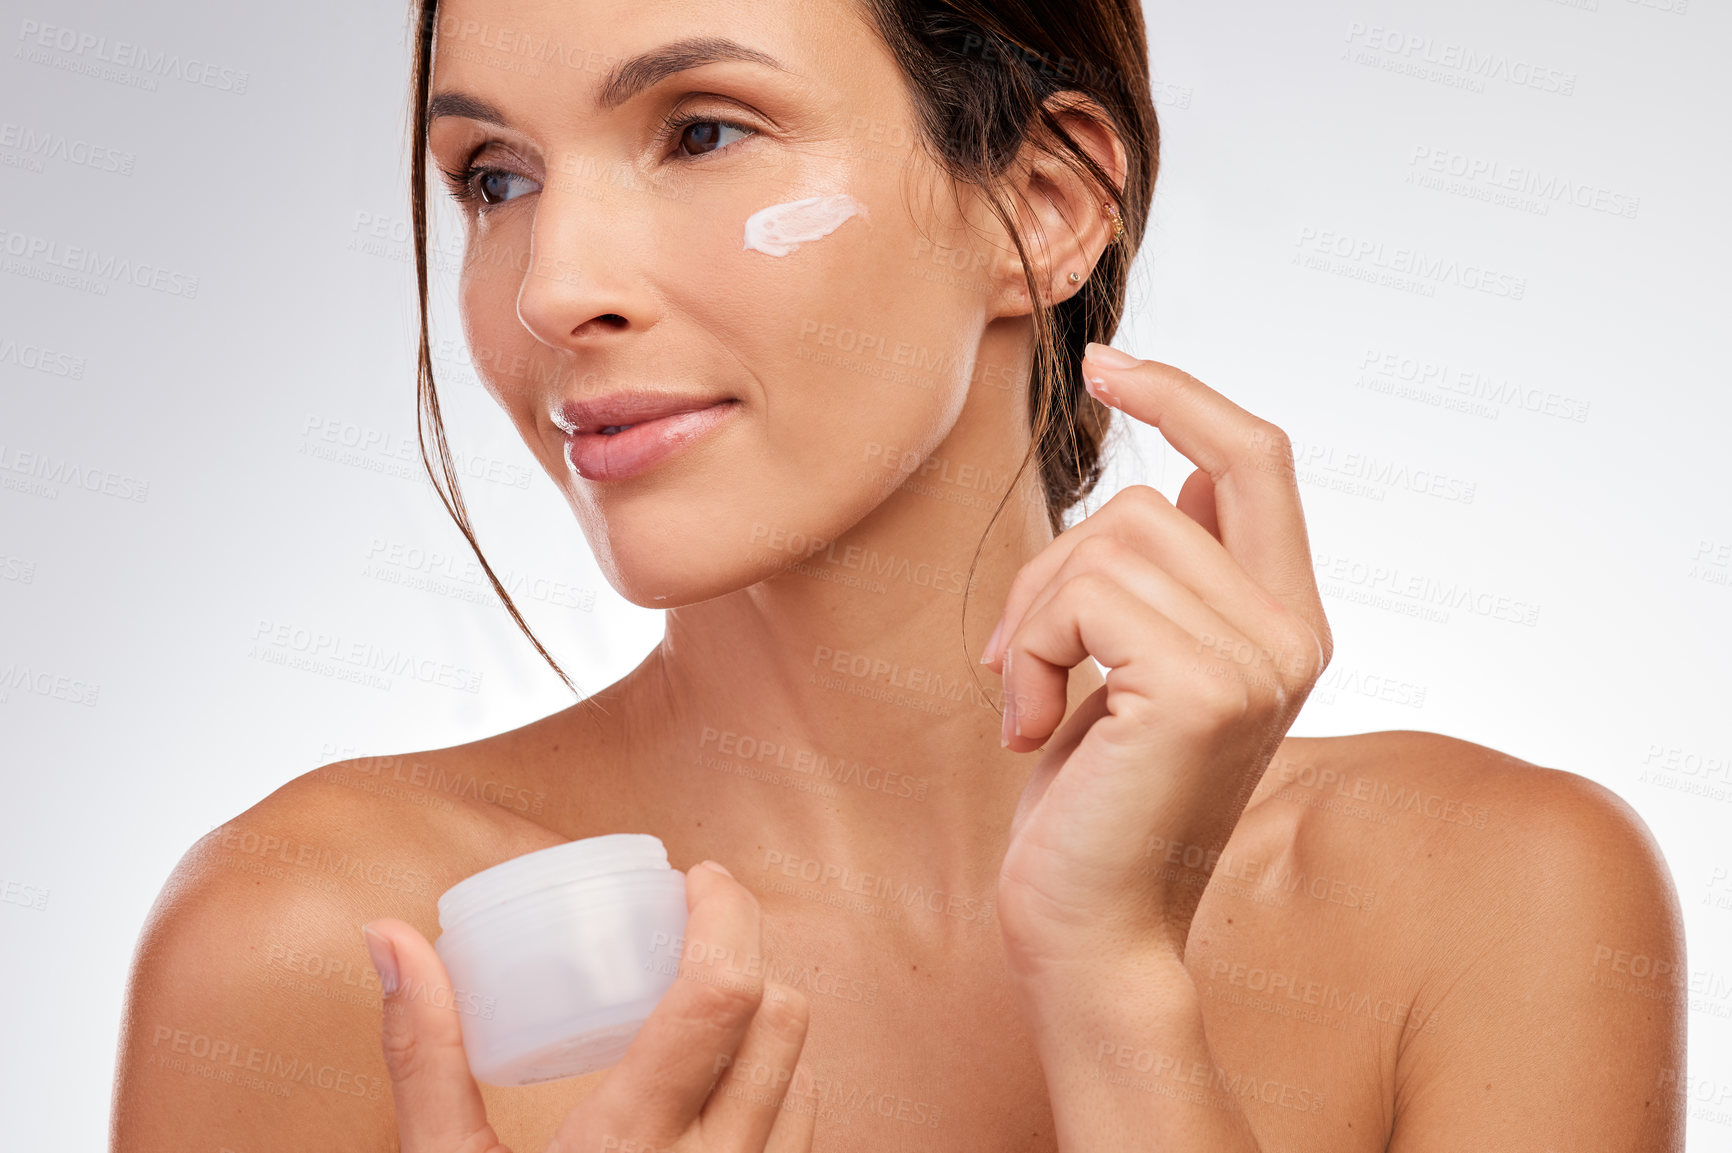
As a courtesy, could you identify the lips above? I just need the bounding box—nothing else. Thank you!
[553,392,739,482]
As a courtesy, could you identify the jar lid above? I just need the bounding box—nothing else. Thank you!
[437,833,673,930]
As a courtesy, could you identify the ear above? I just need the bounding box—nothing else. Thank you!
[985,94,1130,320]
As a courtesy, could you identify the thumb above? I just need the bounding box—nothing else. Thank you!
[363,918,508,1153]
[1176,467,1221,542]
[1007,683,1109,842]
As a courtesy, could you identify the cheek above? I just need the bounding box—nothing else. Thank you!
[742,194,868,257]
[655,171,990,478]
[457,235,543,421]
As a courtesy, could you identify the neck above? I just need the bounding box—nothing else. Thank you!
[596,320,1107,906]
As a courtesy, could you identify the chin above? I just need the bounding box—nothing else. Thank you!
[570,497,783,610]
[562,450,892,610]
[598,546,785,609]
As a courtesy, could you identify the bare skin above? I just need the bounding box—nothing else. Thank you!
[113,698,1684,1152]
[110,0,1686,1148]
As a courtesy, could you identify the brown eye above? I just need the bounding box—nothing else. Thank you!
[677,120,752,156]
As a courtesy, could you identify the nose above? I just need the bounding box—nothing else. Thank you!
[515,191,661,351]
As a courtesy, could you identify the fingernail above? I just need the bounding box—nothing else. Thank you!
[981,618,1005,664]
[700,859,733,878]
[1084,374,1115,407]
[1084,342,1139,369]
[362,923,399,996]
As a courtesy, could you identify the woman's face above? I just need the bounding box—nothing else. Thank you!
[427,0,1024,606]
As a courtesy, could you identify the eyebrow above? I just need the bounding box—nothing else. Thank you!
[427,36,789,127]
[599,37,788,110]
[427,91,508,126]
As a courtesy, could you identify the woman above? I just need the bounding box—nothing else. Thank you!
[110,0,1686,1149]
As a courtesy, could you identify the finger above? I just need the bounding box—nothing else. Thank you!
[700,981,812,1150]
[1016,527,1315,690]
[1081,343,1326,643]
[1006,574,1264,762]
[1000,535,1247,748]
[1176,467,1220,542]
[573,861,766,1140]
[1008,684,1109,842]
[765,1061,821,1153]
[984,485,1282,670]
[363,918,506,1153]
[1002,560,1258,752]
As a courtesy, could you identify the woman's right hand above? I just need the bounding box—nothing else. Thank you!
[361,859,815,1153]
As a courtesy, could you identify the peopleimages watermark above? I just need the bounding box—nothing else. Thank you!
[644,933,881,1006]
[0,442,148,502]
[0,332,86,379]
[1656,1071,1732,1136]
[1312,550,1541,628]
[1306,661,1429,710]
[811,643,998,717]
[1341,21,1577,96]
[0,661,100,707]
[1637,741,1731,804]
[1,877,51,912]
[0,119,135,175]
[146,1023,383,1101]
[15,19,249,94]
[249,618,484,695]
[1354,347,1591,425]
[264,939,498,1018]
[316,752,549,817]
[299,414,533,491]
[1619,0,1689,14]
[1406,145,1639,219]
[361,537,598,613]
[1142,834,1377,914]
[213,827,435,897]
[1289,436,1478,505]
[1266,755,1492,829]
[0,225,200,298]
[1204,959,1441,1035]
[1704,863,1732,916]
[750,522,969,597]
[1687,538,1731,591]
[1090,1040,1324,1114]
[758,847,994,926]
[1588,942,1682,1002]
[347,210,464,268]
[699,726,929,801]
[0,553,36,585]
[1293,226,1526,301]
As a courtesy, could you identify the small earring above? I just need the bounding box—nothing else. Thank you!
[1067,271,1081,284]
[1104,202,1125,243]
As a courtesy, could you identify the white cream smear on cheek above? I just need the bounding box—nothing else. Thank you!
[742,194,868,257]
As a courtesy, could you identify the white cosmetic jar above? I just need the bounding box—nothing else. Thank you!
[434,833,689,1086]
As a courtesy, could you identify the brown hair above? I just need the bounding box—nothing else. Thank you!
[407,0,1158,695]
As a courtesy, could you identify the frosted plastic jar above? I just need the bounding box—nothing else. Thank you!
[434,833,688,1086]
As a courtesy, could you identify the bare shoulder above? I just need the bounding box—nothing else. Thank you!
[1273,730,1686,1149]
[1274,728,1679,912]
[111,717,587,1152]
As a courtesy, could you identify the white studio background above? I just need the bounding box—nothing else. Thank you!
[1,0,1727,1147]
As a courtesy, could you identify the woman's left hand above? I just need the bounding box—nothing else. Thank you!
[983,342,1332,977]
